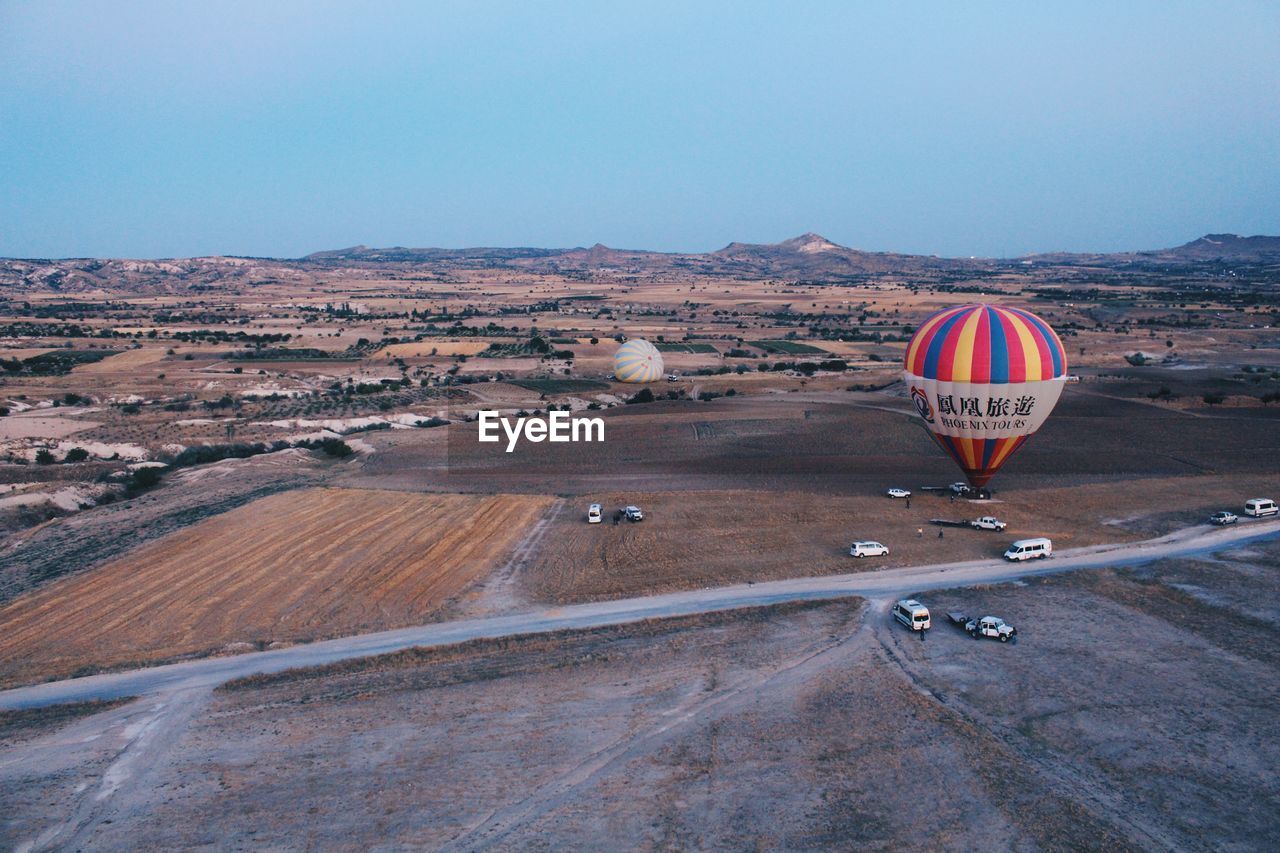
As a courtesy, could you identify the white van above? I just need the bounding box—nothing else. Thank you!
[587,503,602,524]
[1244,498,1277,518]
[892,599,931,631]
[850,541,889,558]
[1004,537,1052,561]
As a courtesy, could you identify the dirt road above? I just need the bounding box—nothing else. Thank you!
[2,516,1276,712]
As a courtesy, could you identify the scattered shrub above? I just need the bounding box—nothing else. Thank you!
[626,388,655,405]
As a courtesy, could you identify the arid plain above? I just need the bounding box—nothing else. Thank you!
[1,234,1278,849]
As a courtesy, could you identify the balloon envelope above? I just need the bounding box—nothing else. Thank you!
[903,305,1067,487]
[614,338,664,383]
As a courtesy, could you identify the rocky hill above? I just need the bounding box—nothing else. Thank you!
[2,232,1276,293]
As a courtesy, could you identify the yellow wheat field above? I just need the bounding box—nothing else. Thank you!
[72,347,168,373]
[0,488,553,686]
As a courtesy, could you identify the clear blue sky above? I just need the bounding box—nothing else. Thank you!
[2,1,1277,259]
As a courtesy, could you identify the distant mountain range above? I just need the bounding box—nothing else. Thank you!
[2,233,1277,294]
[304,231,1280,270]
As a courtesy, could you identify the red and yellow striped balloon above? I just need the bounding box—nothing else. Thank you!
[903,304,1068,488]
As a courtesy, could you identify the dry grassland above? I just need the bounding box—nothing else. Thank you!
[377,340,491,358]
[0,488,553,686]
[520,475,1278,604]
[0,348,58,360]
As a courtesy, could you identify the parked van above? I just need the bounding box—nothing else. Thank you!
[892,599,931,631]
[1244,498,1278,518]
[1004,537,1052,561]
[587,503,602,524]
[849,540,889,558]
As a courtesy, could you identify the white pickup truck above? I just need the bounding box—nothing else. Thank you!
[970,516,1007,531]
[966,615,1017,642]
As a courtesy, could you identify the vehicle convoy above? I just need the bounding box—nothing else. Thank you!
[623,505,645,522]
[1244,498,1277,518]
[850,540,889,558]
[886,488,911,499]
[1004,537,1052,561]
[1209,510,1237,525]
[966,615,1017,642]
[970,516,1007,531]
[892,599,931,631]
[587,503,602,524]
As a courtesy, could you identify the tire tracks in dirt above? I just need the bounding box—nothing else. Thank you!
[441,604,870,850]
[873,603,1184,850]
[455,497,566,617]
[11,686,212,853]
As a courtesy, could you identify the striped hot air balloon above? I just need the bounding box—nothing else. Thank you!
[903,304,1067,489]
[614,338,664,383]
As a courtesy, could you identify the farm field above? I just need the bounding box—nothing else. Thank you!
[376,340,491,358]
[351,389,1280,510]
[517,475,1279,603]
[71,347,168,374]
[0,488,554,687]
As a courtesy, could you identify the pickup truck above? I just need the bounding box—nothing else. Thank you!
[970,516,1007,531]
[966,615,1017,643]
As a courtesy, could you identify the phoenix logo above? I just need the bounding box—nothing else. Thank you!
[911,386,934,423]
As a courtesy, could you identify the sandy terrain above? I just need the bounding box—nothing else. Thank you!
[0,488,554,686]
[0,411,99,440]
[3,538,1274,849]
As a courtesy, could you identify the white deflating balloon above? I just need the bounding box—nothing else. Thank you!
[614,338,664,383]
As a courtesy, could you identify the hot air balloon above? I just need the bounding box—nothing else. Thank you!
[614,338,664,383]
[903,304,1067,491]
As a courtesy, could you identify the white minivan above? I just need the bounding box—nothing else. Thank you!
[892,599,931,631]
[1004,537,1052,561]
[1244,498,1277,518]
[587,503,602,524]
[850,540,889,558]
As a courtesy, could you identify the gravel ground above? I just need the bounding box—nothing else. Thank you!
[4,541,1276,849]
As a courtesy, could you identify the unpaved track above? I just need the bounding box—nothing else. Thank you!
[443,609,872,850]
[2,517,1276,712]
[872,604,1186,850]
